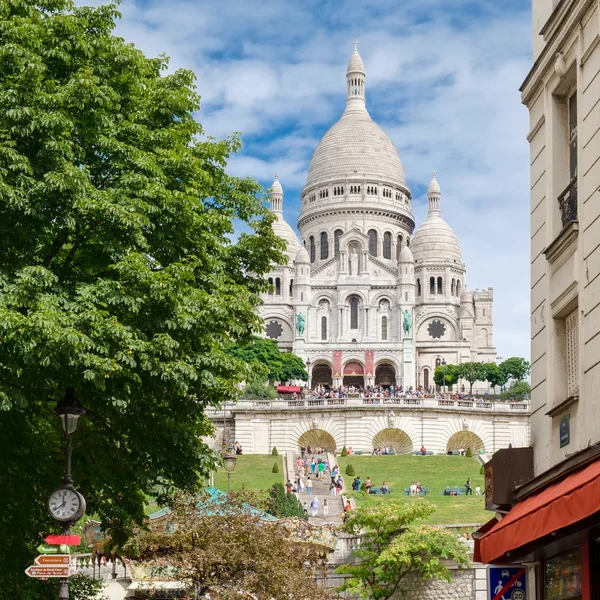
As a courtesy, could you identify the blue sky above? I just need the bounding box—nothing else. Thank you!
[78,0,533,360]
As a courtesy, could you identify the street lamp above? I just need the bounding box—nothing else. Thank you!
[222,450,237,494]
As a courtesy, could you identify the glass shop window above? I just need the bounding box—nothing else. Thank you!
[544,547,582,600]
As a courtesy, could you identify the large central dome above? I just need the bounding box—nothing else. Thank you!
[304,46,407,192]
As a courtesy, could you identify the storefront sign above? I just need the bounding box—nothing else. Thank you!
[559,415,570,448]
[488,566,526,600]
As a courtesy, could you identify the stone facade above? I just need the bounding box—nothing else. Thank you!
[261,45,497,392]
[391,567,479,600]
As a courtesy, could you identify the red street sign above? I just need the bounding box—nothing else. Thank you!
[35,555,70,566]
[45,534,81,546]
[25,565,70,578]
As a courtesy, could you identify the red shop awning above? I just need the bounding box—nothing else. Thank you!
[476,459,600,564]
[276,385,301,394]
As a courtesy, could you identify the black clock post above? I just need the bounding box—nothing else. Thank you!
[51,388,86,600]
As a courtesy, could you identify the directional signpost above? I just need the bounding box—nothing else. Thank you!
[35,555,71,566]
[37,544,71,554]
[488,566,527,600]
[25,566,71,578]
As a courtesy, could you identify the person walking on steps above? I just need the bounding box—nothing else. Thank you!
[323,499,329,518]
[310,497,319,518]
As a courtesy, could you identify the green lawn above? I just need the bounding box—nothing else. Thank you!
[337,455,488,525]
[213,454,283,493]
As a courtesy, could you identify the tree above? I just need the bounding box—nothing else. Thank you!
[126,494,329,599]
[500,357,531,382]
[500,380,531,402]
[242,380,277,400]
[483,363,507,394]
[458,362,488,394]
[0,1,284,594]
[228,336,308,383]
[267,483,306,519]
[433,363,460,392]
[337,499,469,599]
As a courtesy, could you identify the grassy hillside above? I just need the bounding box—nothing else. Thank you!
[213,454,283,493]
[337,455,488,525]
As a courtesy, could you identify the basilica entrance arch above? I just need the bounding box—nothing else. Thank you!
[447,431,485,454]
[375,363,396,388]
[343,361,364,387]
[311,362,332,388]
[298,429,337,452]
[372,428,413,454]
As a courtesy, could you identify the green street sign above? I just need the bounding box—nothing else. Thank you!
[37,544,71,554]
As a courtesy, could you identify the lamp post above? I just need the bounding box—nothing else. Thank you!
[222,450,237,495]
[305,358,312,391]
[52,388,86,600]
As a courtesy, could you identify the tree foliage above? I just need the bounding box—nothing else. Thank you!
[242,379,277,400]
[228,336,308,383]
[500,380,531,402]
[337,499,469,599]
[483,363,507,393]
[267,483,306,519]
[0,1,284,594]
[499,357,531,382]
[433,364,460,390]
[126,494,329,599]
[457,362,488,394]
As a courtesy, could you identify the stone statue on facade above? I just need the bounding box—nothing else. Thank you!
[296,312,305,337]
[388,411,396,428]
[349,248,359,275]
[402,309,412,336]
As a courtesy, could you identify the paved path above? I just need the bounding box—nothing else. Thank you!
[293,454,345,525]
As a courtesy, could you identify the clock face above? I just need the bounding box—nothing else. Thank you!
[48,488,84,522]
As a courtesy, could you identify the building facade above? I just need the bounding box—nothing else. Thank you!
[261,45,497,392]
[475,0,600,597]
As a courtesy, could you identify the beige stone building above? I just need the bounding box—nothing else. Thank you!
[475,0,600,593]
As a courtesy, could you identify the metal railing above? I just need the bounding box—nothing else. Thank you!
[558,179,578,229]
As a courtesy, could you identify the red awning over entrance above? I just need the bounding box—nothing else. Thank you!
[476,459,600,564]
[343,362,364,376]
[276,386,301,393]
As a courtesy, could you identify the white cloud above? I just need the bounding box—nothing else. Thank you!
[74,0,533,359]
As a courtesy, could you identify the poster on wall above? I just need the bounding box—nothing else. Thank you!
[544,548,582,600]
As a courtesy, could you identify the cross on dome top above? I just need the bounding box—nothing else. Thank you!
[353,39,359,52]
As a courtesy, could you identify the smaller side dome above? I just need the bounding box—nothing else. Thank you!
[271,173,283,196]
[296,246,310,264]
[399,244,414,263]
[427,171,441,197]
[347,49,365,75]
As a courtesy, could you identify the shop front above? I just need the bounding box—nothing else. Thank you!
[474,449,600,600]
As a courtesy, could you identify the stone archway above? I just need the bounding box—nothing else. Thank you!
[311,363,332,388]
[375,363,396,387]
[372,428,413,454]
[298,429,337,452]
[447,431,485,454]
[343,361,364,387]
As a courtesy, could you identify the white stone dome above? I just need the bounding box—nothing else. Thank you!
[272,215,300,260]
[411,213,462,264]
[427,172,441,196]
[347,49,365,74]
[399,243,414,263]
[295,246,310,264]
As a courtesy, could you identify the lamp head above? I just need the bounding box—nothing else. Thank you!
[55,388,85,436]
[222,450,237,473]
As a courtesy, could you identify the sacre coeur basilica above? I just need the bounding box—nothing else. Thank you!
[260,44,497,393]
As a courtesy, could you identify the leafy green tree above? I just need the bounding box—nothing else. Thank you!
[267,483,306,520]
[242,380,277,400]
[337,499,469,599]
[458,362,488,394]
[433,363,460,392]
[483,363,507,394]
[499,357,531,382]
[228,336,307,383]
[500,380,531,402]
[0,1,283,595]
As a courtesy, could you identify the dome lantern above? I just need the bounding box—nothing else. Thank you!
[270,172,283,213]
[346,40,366,114]
[427,170,441,214]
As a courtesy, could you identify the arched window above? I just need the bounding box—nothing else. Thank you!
[451,279,455,296]
[417,278,422,296]
[268,277,274,296]
[396,235,404,261]
[430,277,435,295]
[381,316,388,341]
[423,368,430,390]
[350,298,359,329]
[321,316,327,340]
[368,230,378,257]
[456,280,461,296]
[437,277,443,295]
[435,357,442,368]
[275,277,281,295]
[383,232,392,259]
[309,236,316,263]
[334,229,343,256]
[320,232,329,260]
[289,278,294,297]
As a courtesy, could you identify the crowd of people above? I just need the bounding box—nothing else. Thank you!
[309,385,501,402]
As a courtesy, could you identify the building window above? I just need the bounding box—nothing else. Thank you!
[268,277,274,296]
[320,232,329,260]
[381,316,388,340]
[350,298,359,329]
[368,230,378,257]
[430,277,435,295]
[275,277,281,295]
[321,316,327,340]
[309,236,316,263]
[456,280,461,296]
[451,279,455,296]
[383,232,392,259]
[334,229,343,256]
[437,277,443,295]
[417,279,421,296]
[558,90,578,229]
[289,278,294,297]
[483,308,486,317]
[566,308,579,397]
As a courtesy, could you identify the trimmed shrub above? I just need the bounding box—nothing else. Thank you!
[267,483,306,520]
[341,446,348,457]
[466,447,473,458]
[272,462,279,473]
[345,463,356,476]
[271,447,278,456]
[480,464,485,475]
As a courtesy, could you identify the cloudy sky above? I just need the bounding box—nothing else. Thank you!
[78,0,533,360]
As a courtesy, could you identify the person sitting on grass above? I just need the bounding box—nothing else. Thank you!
[380,482,389,494]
